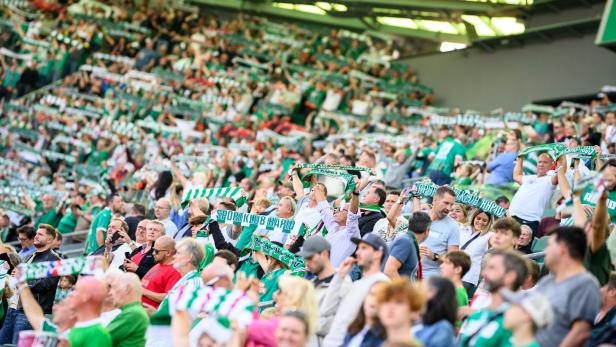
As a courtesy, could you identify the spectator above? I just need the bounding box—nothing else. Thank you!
[19,283,76,336]
[485,138,518,186]
[490,217,521,251]
[448,203,468,225]
[495,196,510,210]
[535,226,600,347]
[382,147,416,189]
[0,224,61,344]
[384,211,431,281]
[374,190,410,244]
[413,276,457,347]
[458,249,528,346]
[588,272,616,345]
[298,236,351,344]
[323,233,390,347]
[375,279,425,344]
[314,181,360,267]
[85,194,125,254]
[106,270,149,347]
[440,251,471,307]
[23,194,61,229]
[154,198,178,238]
[342,283,386,347]
[56,194,86,236]
[416,186,460,278]
[510,153,558,235]
[358,184,386,236]
[254,197,296,244]
[0,214,13,243]
[125,220,163,278]
[16,226,36,260]
[141,236,181,310]
[515,225,534,254]
[459,210,493,295]
[54,275,76,305]
[125,203,146,240]
[213,249,239,271]
[275,310,312,347]
[501,290,554,347]
[172,197,209,241]
[427,127,466,185]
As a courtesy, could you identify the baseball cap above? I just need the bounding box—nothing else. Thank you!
[500,289,554,329]
[351,233,388,255]
[297,236,331,258]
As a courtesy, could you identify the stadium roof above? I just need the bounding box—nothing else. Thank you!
[191,0,605,52]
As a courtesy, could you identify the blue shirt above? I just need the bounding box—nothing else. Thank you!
[386,233,419,280]
[18,245,36,261]
[420,215,459,278]
[413,320,455,347]
[485,151,517,186]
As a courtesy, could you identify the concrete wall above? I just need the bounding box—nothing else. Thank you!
[401,33,616,111]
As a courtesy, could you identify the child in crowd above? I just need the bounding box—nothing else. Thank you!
[451,165,473,187]
[54,275,76,304]
[501,289,553,347]
[440,251,472,307]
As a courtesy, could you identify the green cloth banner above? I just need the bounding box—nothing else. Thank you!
[294,163,372,172]
[414,182,506,217]
[246,235,306,276]
[213,209,305,236]
[181,187,247,209]
[16,256,105,281]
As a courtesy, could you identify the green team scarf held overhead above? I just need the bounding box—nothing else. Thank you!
[181,187,247,208]
[414,182,506,217]
[571,173,616,222]
[518,143,597,161]
[16,256,105,281]
[244,235,306,276]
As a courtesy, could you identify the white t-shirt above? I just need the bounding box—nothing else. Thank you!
[459,226,492,285]
[509,173,556,221]
[322,90,342,111]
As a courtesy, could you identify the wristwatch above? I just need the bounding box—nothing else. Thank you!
[352,191,359,196]
[432,253,440,261]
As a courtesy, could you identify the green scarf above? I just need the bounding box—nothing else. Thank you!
[181,187,247,209]
[16,256,105,281]
[414,182,506,217]
[213,209,305,236]
[245,235,306,276]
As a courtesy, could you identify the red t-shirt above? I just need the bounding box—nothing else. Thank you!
[141,263,181,308]
[131,248,146,265]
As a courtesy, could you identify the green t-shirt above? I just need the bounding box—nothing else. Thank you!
[456,286,469,307]
[505,339,541,347]
[34,203,61,229]
[584,244,614,287]
[428,138,466,175]
[581,188,616,223]
[237,258,261,280]
[41,318,59,333]
[88,150,110,167]
[259,267,286,310]
[68,320,112,347]
[85,208,112,254]
[57,211,77,234]
[106,301,149,347]
[459,306,511,347]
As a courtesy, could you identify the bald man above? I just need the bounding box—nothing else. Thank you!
[154,198,178,237]
[201,258,234,290]
[141,236,181,309]
[69,276,113,347]
[106,271,149,347]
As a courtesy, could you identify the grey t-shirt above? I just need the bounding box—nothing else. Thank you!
[420,215,460,278]
[535,272,600,347]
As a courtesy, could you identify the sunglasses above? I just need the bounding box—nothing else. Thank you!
[152,248,169,254]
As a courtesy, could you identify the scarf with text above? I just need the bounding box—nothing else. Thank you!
[181,187,247,209]
[414,182,506,217]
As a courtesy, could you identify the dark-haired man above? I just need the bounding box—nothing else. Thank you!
[535,226,600,347]
[384,211,431,281]
[417,186,460,278]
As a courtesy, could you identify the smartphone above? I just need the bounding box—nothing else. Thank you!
[124,252,131,259]
[111,232,121,243]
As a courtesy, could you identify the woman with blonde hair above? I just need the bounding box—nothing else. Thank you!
[458,209,493,297]
[233,274,319,347]
[448,203,468,225]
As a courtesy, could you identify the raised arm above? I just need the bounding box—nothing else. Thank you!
[589,190,609,253]
[19,286,45,331]
[557,156,572,200]
[513,157,524,185]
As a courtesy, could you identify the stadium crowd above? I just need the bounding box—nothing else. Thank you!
[1,1,616,347]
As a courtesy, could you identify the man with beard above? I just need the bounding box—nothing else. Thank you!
[418,186,460,278]
[322,233,390,347]
[298,236,351,344]
[458,249,528,347]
